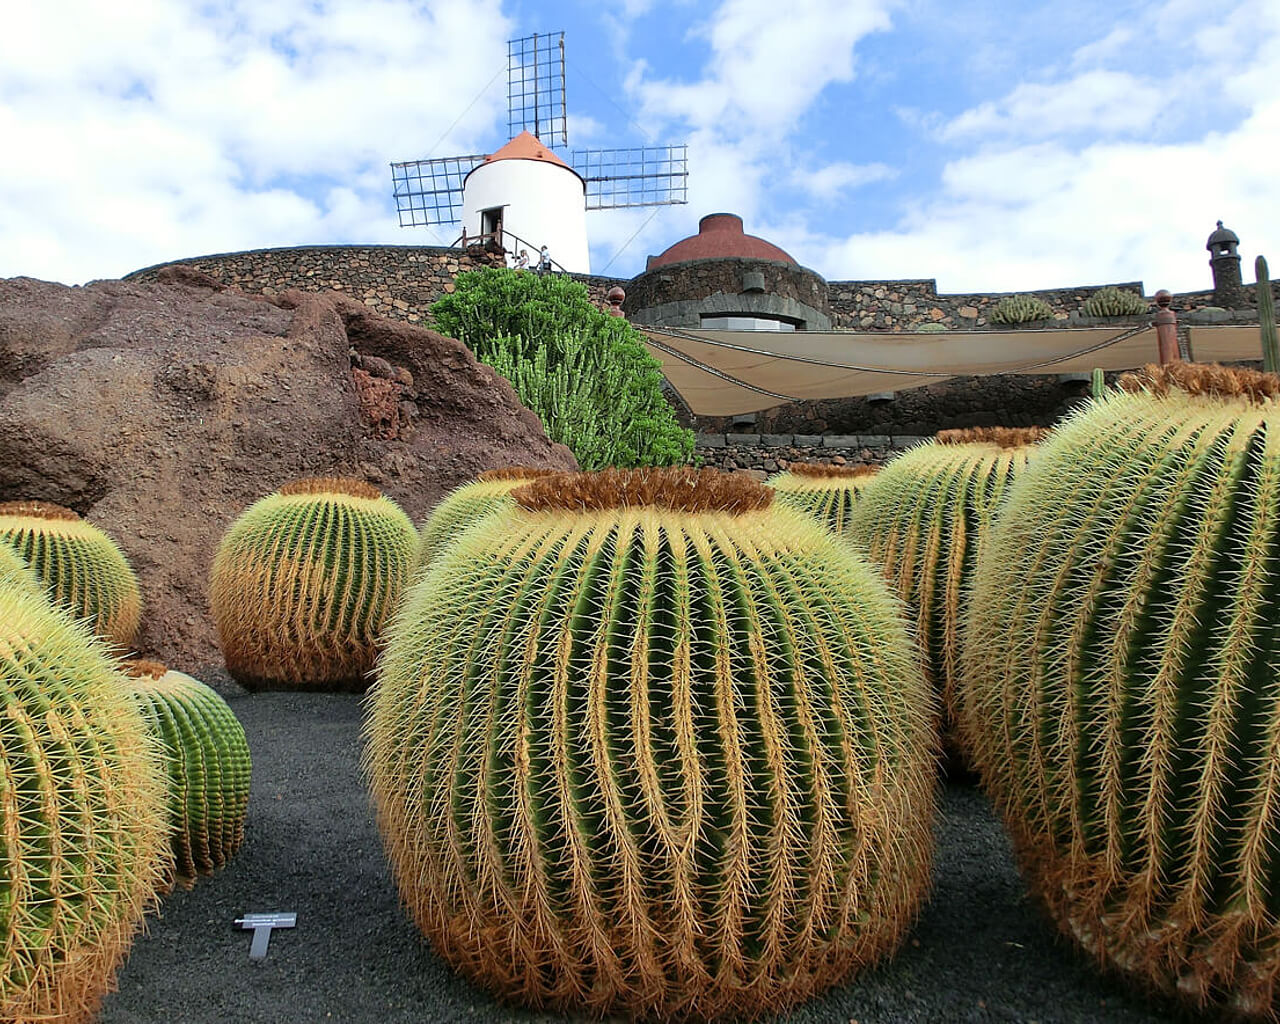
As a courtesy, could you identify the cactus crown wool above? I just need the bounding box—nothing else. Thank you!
[476,466,560,482]
[0,584,168,1023]
[210,478,418,690]
[962,366,1280,1015]
[121,660,252,885]
[781,462,880,479]
[934,426,1048,447]
[416,468,563,568]
[368,467,936,1021]
[0,501,142,650]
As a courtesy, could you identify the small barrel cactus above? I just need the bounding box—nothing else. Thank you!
[210,477,418,691]
[0,500,142,650]
[121,660,252,885]
[768,462,880,536]
[367,467,936,1021]
[416,467,560,567]
[1082,285,1148,317]
[989,294,1054,325]
[0,582,168,1024]
[962,364,1280,1017]
[849,427,1044,759]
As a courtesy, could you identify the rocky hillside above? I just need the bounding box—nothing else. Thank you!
[0,267,576,666]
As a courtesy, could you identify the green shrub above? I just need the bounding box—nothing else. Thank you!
[431,268,694,469]
[989,294,1053,324]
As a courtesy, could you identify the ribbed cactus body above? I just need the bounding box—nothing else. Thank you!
[849,428,1043,758]
[768,463,879,537]
[0,542,41,593]
[416,467,559,568]
[367,468,936,1021]
[0,501,142,650]
[990,294,1053,324]
[210,478,418,691]
[0,583,167,1024]
[962,364,1280,1017]
[122,661,252,885]
[1083,286,1147,317]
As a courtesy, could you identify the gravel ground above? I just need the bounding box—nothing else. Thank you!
[99,678,1190,1024]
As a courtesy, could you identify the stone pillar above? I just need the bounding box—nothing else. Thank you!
[1207,221,1245,308]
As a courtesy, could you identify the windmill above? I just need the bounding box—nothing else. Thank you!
[390,32,688,274]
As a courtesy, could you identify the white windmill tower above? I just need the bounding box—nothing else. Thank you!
[390,32,688,274]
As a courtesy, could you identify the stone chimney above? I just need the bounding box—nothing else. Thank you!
[1207,220,1245,308]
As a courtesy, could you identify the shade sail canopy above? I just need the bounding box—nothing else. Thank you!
[640,323,1268,416]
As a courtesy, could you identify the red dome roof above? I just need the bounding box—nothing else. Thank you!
[647,213,795,269]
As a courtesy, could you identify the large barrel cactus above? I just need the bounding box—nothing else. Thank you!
[0,541,41,593]
[210,477,418,691]
[416,467,560,567]
[121,660,252,885]
[849,428,1043,758]
[962,364,1280,1017]
[367,468,936,1021]
[0,501,142,650]
[768,462,879,536]
[0,581,168,1023]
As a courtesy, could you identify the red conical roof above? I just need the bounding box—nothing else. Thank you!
[482,130,572,170]
[647,213,795,269]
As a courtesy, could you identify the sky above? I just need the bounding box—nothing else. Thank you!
[1,0,1276,294]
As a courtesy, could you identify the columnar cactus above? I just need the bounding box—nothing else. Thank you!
[210,477,418,691]
[989,294,1053,325]
[1082,286,1148,317]
[121,660,252,885]
[0,582,167,1024]
[768,462,879,536]
[849,427,1044,758]
[962,363,1280,1017]
[416,467,560,567]
[0,501,142,650]
[367,468,936,1022]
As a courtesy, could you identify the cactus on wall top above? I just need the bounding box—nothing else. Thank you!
[210,476,419,691]
[416,467,561,568]
[962,362,1280,1016]
[768,462,880,536]
[850,426,1046,761]
[367,467,936,1021]
[989,294,1054,325]
[0,500,142,650]
[0,584,168,1024]
[121,660,252,886]
[1082,286,1148,317]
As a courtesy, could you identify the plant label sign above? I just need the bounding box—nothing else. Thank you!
[234,912,297,960]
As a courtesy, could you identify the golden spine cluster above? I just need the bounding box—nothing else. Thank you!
[416,468,559,568]
[768,463,879,536]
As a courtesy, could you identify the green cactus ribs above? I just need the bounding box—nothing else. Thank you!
[989,294,1053,325]
[210,476,418,691]
[121,659,252,886]
[961,362,1280,1018]
[1082,286,1148,317]
[416,466,562,568]
[368,466,936,1021]
[768,461,880,537]
[0,584,168,1024]
[0,500,142,651]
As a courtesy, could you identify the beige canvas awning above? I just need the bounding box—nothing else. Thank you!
[640,323,1267,416]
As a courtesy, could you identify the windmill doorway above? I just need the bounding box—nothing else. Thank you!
[480,206,507,252]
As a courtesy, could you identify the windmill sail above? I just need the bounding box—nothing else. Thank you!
[573,146,689,210]
[507,32,567,147]
[390,154,484,228]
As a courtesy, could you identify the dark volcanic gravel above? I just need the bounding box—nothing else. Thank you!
[99,675,1189,1024]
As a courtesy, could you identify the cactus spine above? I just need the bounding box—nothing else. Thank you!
[849,427,1044,759]
[0,542,41,593]
[989,294,1053,325]
[1258,256,1278,373]
[962,363,1280,1017]
[0,583,168,1024]
[367,468,936,1021]
[210,477,418,691]
[1082,286,1148,317]
[121,661,252,885]
[0,501,142,650]
[416,467,560,568]
[768,462,879,537]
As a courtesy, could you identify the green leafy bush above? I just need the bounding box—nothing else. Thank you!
[431,269,694,469]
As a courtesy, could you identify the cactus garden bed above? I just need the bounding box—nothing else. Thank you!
[98,673,1186,1024]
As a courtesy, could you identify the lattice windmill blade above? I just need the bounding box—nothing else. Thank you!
[390,154,486,228]
[507,31,567,148]
[573,146,689,210]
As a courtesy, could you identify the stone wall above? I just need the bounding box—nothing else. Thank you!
[625,257,830,324]
[696,433,921,478]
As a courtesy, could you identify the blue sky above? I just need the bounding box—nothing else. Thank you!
[2,0,1276,294]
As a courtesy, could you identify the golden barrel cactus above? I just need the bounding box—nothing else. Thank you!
[963,364,1280,1017]
[768,462,879,536]
[122,660,252,886]
[367,468,936,1021]
[0,501,142,650]
[0,582,168,1024]
[416,467,560,567]
[848,428,1044,757]
[0,542,41,593]
[210,477,418,691]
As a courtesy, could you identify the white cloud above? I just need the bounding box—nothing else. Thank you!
[792,161,896,200]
